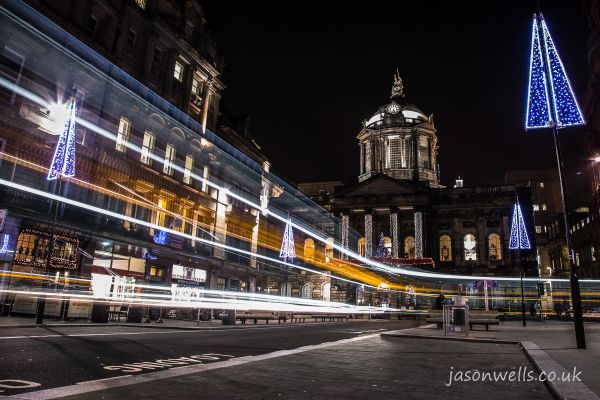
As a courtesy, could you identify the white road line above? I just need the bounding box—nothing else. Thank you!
[75,375,132,385]
[5,334,380,400]
[0,330,187,340]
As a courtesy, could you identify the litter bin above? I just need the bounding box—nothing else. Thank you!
[453,307,467,326]
[222,309,236,325]
[127,307,142,323]
[91,303,109,323]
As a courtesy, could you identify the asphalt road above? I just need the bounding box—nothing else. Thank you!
[0,320,419,396]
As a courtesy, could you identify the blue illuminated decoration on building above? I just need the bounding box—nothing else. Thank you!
[153,229,168,245]
[47,99,77,180]
[525,14,584,129]
[509,202,531,250]
[279,219,296,260]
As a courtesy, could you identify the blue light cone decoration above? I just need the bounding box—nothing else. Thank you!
[48,99,77,180]
[509,202,531,250]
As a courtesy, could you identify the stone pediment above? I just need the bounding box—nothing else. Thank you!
[333,174,431,199]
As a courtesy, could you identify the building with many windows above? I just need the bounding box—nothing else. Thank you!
[301,75,538,283]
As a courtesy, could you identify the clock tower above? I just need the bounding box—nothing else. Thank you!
[357,73,441,187]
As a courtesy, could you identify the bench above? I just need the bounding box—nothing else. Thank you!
[469,311,500,331]
[426,310,500,331]
[426,310,444,329]
[291,314,313,323]
[237,312,278,324]
[311,314,349,322]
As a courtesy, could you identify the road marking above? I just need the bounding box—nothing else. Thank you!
[5,334,380,400]
[0,330,192,340]
[76,376,131,385]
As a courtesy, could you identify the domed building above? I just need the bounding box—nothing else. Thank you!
[358,73,442,188]
[299,73,538,283]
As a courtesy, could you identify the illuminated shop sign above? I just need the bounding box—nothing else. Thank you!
[172,264,206,286]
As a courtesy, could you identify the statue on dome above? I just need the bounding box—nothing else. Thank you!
[391,69,404,98]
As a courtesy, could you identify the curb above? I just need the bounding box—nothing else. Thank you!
[381,330,600,400]
[381,329,519,345]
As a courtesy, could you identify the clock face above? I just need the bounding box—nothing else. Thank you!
[387,103,400,114]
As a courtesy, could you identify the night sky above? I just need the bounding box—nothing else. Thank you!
[204,1,590,199]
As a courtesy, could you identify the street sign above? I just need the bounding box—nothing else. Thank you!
[0,209,7,232]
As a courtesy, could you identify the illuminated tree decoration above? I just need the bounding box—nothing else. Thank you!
[525,14,584,129]
[375,232,388,257]
[279,219,296,261]
[509,202,531,250]
[525,16,551,129]
[47,99,77,180]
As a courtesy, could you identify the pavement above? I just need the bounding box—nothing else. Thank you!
[383,321,600,399]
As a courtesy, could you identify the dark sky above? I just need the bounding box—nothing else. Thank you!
[203,1,590,196]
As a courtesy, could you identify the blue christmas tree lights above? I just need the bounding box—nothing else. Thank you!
[509,202,531,250]
[526,14,584,129]
[525,17,551,129]
[540,17,585,127]
[279,219,296,260]
[47,99,77,180]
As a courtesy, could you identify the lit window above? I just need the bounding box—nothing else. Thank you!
[592,246,597,262]
[201,165,209,192]
[540,182,544,188]
[191,78,201,96]
[174,61,184,81]
[488,233,502,261]
[439,235,452,262]
[357,237,365,257]
[542,204,547,211]
[140,131,155,165]
[135,0,146,9]
[535,226,542,233]
[304,238,315,261]
[325,237,334,262]
[321,282,331,302]
[115,117,131,152]
[533,204,539,211]
[544,226,548,233]
[404,236,415,258]
[301,283,313,299]
[183,154,193,184]
[464,234,477,261]
[280,282,292,297]
[164,144,176,175]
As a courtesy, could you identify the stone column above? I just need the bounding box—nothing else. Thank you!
[414,211,423,258]
[201,80,213,134]
[365,211,373,257]
[390,210,399,258]
[340,213,349,260]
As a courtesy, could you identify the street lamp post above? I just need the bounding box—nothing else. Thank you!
[524,13,587,348]
[509,200,531,327]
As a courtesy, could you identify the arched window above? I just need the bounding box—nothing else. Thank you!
[383,236,392,255]
[439,235,452,262]
[304,238,315,262]
[325,237,334,262]
[404,236,415,258]
[358,237,366,257]
[301,283,313,299]
[321,283,331,302]
[488,233,502,261]
[280,282,292,297]
[464,234,477,261]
